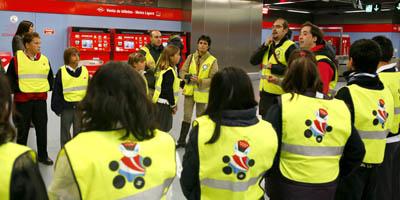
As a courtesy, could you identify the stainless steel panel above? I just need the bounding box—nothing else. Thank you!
[191,0,262,72]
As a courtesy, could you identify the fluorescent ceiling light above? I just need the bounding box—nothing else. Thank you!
[287,9,310,14]
[273,2,294,5]
[344,10,365,13]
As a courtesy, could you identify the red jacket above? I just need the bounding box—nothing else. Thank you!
[311,45,334,94]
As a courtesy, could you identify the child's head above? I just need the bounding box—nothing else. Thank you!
[156,45,180,70]
[64,47,80,66]
[0,75,16,145]
[349,39,382,73]
[128,53,146,71]
[79,61,157,141]
[282,49,322,94]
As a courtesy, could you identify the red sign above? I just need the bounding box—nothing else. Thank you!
[0,52,12,71]
[44,28,55,35]
[0,0,184,21]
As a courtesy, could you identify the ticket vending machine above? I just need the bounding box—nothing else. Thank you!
[111,29,190,69]
[111,29,149,61]
[67,27,111,76]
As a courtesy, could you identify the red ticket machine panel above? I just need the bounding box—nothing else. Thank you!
[112,30,149,61]
[68,27,111,76]
[0,51,12,71]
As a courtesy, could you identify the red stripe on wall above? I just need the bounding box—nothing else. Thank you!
[263,21,400,32]
[0,0,184,21]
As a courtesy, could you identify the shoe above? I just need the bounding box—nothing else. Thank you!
[177,121,191,147]
[176,143,186,149]
[38,157,54,165]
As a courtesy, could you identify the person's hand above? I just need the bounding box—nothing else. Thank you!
[265,35,272,46]
[267,75,280,85]
[171,106,178,115]
[190,75,198,83]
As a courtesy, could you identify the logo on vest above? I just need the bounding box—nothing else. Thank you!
[304,108,333,143]
[109,142,152,190]
[222,140,255,180]
[372,99,389,128]
[202,64,208,71]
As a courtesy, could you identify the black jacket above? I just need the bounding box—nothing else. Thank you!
[51,66,87,115]
[180,107,263,200]
[159,69,175,106]
[249,37,297,66]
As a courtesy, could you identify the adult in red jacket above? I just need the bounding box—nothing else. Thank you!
[299,22,337,95]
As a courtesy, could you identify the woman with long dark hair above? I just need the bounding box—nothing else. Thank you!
[264,49,365,200]
[49,62,176,200]
[12,20,34,55]
[180,67,278,199]
[0,74,48,200]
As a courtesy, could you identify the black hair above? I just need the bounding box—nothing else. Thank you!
[372,35,394,62]
[15,20,33,36]
[0,75,16,145]
[204,67,257,144]
[197,35,211,47]
[301,21,324,45]
[79,61,157,140]
[349,39,382,73]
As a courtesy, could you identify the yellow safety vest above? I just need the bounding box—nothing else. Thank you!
[315,55,338,95]
[152,66,180,106]
[0,143,35,200]
[196,115,278,199]
[61,65,89,102]
[260,40,295,95]
[183,54,216,104]
[378,72,400,134]
[280,93,351,183]
[140,46,160,69]
[64,129,176,200]
[348,84,394,164]
[16,50,50,93]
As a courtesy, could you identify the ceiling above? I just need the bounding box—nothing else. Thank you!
[263,0,398,15]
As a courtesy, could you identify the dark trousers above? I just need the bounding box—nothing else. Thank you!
[14,100,48,159]
[259,91,279,117]
[267,172,337,200]
[376,141,400,200]
[155,103,173,132]
[60,108,81,147]
[335,166,378,200]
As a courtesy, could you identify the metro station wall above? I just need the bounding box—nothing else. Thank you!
[0,11,182,71]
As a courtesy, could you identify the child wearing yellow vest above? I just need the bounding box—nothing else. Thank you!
[128,52,149,96]
[51,47,89,147]
[49,62,176,200]
[0,74,48,200]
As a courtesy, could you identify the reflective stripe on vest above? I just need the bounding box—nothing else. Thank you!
[16,50,50,93]
[315,55,338,92]
[281,143,344,156]
[119,178,174,200]
[152,67,180,106]
[280,93,351,183]
[358,130,389,139]
[64,129,176,200]
[200,173,263,192]
[196,115,278,199]
[61,65,89,102]
[378,71,400,134]
[260,40,295,95]
[348,84,395,164]
[183,53,216,104]
[0,143,33,200]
